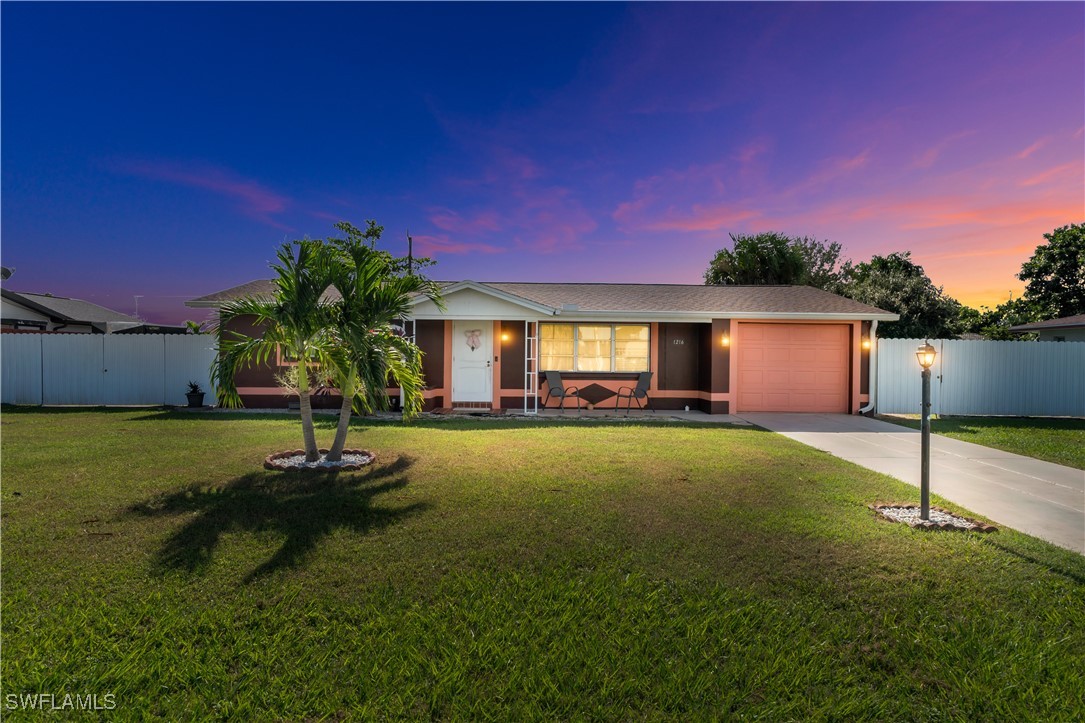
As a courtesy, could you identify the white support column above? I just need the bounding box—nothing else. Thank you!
[524,320,539,415]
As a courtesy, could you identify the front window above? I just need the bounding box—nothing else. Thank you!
[540,323,649,372]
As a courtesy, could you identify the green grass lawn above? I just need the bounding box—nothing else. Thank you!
[2,408,1084,720]
[879,415,1085,470]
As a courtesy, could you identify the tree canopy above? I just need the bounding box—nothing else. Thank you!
[836,252,963,339]
[1018,222,1085,319]
[704,232,847,289]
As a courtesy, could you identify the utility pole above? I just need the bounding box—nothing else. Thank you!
[406,229,414,275]
[134,295,144,319]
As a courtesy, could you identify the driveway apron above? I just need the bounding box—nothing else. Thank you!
[735,413,1085,554]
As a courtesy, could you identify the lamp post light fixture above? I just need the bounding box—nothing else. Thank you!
[915,340,937,520]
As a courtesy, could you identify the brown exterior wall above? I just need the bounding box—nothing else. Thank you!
[697,319,729,414]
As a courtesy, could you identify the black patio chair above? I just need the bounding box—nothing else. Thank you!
[542,371,580,414]
[615,372,653,415]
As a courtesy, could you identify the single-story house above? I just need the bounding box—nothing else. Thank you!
[188,280,898,415]
[0,288,186,334]
[1008,314,1085,342]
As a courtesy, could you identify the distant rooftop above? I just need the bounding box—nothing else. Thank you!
[2,288,141,324]
[1009,313,1085,332]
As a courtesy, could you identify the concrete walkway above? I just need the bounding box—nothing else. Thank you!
[735,413,1085,554]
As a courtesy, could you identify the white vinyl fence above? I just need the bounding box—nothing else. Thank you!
[1,333,218,406]
[877,338,1085,417]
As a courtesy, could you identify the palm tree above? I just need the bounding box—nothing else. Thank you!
[211,240,338,462]
[323,224,442,461]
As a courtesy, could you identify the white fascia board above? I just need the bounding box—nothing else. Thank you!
[551,310,900,323]
[406,313,549,321]
[407,280,557,316]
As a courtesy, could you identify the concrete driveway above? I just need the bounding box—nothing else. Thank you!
[736,413,1085,554]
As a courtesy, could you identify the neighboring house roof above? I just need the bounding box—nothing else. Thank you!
[2,288,140,323]
[188,279,898,320]
[1009,314,1085,333]
[1,288,187,333]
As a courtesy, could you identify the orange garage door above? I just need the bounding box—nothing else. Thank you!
[737,323,850,413]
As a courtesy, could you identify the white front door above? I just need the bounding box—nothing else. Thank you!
[452,321,493,404]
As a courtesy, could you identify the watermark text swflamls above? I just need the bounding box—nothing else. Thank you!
[5,693,117,711]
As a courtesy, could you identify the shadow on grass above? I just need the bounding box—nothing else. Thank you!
[982,537,1085,586]
[128,455,427,582]
[120,409,765,433]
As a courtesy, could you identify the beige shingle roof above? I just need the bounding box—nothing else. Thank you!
[485,282,892,316]
[188,279,895,318]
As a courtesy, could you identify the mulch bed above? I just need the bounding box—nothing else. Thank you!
[264,449,375,471]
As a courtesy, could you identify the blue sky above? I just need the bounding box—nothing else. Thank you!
[2,2,1082,324]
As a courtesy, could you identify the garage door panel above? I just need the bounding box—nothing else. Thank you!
[762,371,788,386]
[737,323,850,413]
[765,347,793,363]
[791,370,817,386]
[742,347,766,363]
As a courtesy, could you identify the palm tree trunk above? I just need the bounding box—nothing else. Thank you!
[297,361,320,462]
[326,387,354,462]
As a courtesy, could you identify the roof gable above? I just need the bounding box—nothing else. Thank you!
[1,288,140,324]
[409,281,557,319]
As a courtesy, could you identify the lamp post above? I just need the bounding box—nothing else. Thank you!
[915,340,937,520]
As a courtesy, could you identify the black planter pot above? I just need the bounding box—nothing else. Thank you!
[186,392,205,408]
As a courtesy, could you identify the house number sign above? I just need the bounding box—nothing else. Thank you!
[672,339,685,345]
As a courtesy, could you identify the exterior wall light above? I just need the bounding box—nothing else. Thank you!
[500,332,510,343]
[721,334,730,347]
[861,336,871,350]
[915,339,938,520]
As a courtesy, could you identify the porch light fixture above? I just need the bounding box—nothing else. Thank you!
[500,332,510,343]
[721,333,730,347]
[915,340,937,520]
[861,336,871,350]
[916,341,936,369]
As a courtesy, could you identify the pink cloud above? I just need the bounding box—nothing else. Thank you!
[1015,137,1048,160]
[113,159,291,229]
[310,210,345,223]
[431,144,597,254]
[509,186,597,253]
[429,208,503,234]
[911,130,975,169]
[641,205,762,233]
[1018,162,1080,187]
[411,234,505,256]
[736,139,770,165]
[492,148,542,181]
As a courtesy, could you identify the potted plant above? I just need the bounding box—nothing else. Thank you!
[186,381,205,408]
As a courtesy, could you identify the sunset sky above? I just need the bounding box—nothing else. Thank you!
[2,2,1082,325]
